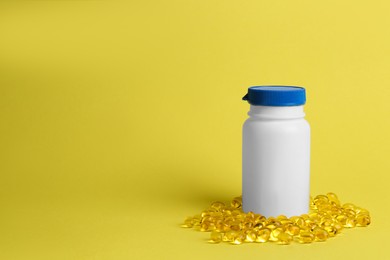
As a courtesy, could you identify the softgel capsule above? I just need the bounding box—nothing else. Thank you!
[181,193,371,245]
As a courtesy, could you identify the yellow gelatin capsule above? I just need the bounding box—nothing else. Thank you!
[313,227,328,242]
[314,195,329,205]
[285,224,300,236]
[345,218,356,228]
[324,226,337,237]
[267,216,276,222]
[290,216,305,226]
[231,197,242,209]
[316,203,332,212]
[309,212,320,223]
[333,223,344,233]
[310,196,315,209]
[245,230,257,242]
[343,203,356,210]
[336,214,348,226]
[243,222,253,230]
[230,220,241,231]
[298,231,314,243]
[181,217,193,228]
[301,214,310,221]
[356,215,371,227]
[320,217,333,227]
[299,225,311,233]
[266,224,277,230]
[192,215,201,226]
[223,223,232,232]
[231,232,246,245]
[281,219,292,225]
[270,227,284,242]
[355,207,369,215]
[253,222,264,230]
[211,201,225,211]
[330,206,342,215]
[256,228,271,243]
[306,222,318,231]
[277,215,288,221]
[246,211,256,220]
[223,230,238,242]
[254,214,266,223]
[267,219,282,228]
[209,231,222,243]
[201,211,210,218]
[200,223,209,232]
[215,222,224,232]
[344,209,356,218]
[277,232,293,245]
[326,192,340,205]
[207,223,216,231]
[212,212,223,219]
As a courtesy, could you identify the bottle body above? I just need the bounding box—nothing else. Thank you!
[242,105,310,217]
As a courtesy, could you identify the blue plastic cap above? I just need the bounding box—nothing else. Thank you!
[242,86,306,106]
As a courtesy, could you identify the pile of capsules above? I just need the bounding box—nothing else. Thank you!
[181,193,371,245]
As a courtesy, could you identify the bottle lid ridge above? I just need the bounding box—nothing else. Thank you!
[242,86,306,106]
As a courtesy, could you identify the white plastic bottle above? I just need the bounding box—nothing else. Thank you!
[242,86,310,217]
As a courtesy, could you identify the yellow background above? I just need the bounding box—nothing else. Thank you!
[0,1,389,259]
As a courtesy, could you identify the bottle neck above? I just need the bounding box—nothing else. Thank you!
[248,105,305,119]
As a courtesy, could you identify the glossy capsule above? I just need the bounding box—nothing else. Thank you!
[298,231,315,243]
[270,227,284,242]
[223,230,238,242]
[181,217,193,228]
[356,215,371,227]
[326,192,340,205]
[256,228,271,243]
[211,201,225,211]
[231,197,242,209]
[209,231,222,243]
[231,232,246,245]
[313,227,328,242]
[245,230,257,242]
[277,232,293,245]
[285,224,300,236]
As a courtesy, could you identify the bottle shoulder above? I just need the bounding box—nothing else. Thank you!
[243,117,310,132]
[244,117,309,124]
